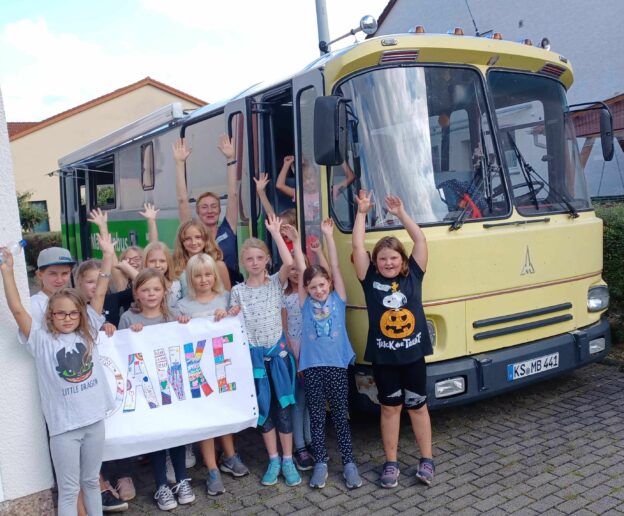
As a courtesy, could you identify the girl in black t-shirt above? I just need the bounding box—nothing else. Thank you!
[352,192,435,488]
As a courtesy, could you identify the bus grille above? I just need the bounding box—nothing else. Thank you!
[472,302,573,341]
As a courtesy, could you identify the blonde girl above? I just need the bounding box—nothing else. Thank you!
[176,254,249,495]
[229,214,300,487]
[143,241,182,310]
[117,269,194,511]
[173,220,231,296]
[1,234,115,516]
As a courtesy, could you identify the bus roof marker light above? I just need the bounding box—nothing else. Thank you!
[448,27,464,36]
[381,38,398,46]
[492,32,503,40]
[522,38,533,46]
[412,25,426,34]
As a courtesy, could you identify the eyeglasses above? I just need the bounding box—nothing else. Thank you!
[52,311,81,321]
[127,256,142,263]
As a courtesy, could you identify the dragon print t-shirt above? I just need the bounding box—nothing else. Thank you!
[360,255,432,365]
[25,309,114,436]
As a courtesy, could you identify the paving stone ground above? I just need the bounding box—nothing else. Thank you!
[122,360,624,515]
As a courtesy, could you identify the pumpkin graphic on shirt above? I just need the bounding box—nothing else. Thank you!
[379,283,415,339]
[55,342,94,383]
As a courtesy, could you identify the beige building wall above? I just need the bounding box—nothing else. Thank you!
[10,84,203,232]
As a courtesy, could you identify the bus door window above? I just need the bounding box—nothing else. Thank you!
[297,87,322,263]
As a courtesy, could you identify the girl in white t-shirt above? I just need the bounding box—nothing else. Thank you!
[229,214,301,487]
[0,234,115,516]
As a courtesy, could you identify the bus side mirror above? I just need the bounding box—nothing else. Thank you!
[600,108,614,161]
[314,96,347,166]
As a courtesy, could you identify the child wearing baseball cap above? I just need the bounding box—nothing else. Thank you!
[31,247,77,325]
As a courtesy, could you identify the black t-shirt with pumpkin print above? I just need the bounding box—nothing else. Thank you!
[360,255,432,365]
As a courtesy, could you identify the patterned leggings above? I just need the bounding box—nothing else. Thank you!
[303,366,354,465]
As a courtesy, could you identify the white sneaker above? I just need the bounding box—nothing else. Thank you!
[172,479,195,505]
[154,484,177,511]
[185,444,196,468]
[165,453,175,484]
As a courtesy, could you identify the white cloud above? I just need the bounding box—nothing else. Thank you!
[0,0,387,120]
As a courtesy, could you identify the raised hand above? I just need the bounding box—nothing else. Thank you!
[385,195,405,217]
[218,134,235,160]
[173,138,192,162]
[283,155,295,168]
[0,248,14,271]
[253,173,270,193]
[97,233,117,256]
[355,190,373,214]
[320,218,334,237]
[310,237,322,254]
[139,202,160,220]
[281,223,299,244]
[87,208,107,227]
[265,213,282,235]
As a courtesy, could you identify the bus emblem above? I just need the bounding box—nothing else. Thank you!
[521,246,535,275]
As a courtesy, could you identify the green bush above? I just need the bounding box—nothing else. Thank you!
[23,232,62,271]
[596,203,624,339]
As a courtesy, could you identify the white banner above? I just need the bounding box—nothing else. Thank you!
[98,316,258,461]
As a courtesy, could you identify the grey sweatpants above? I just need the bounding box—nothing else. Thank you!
[49,419,105,516]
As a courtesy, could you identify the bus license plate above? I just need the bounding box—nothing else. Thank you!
[507,353,559,381]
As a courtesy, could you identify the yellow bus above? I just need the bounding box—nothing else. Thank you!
[59,24,614,410]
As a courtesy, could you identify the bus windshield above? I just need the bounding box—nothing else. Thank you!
[488,71,591,216]
[330,66,509,231]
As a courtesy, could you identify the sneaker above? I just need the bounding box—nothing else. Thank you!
[309,462,328,489]
[172,479,195,505]
[206,469,226,496]
[343,462,363,489]
[220,453,250,477]
[415,458,435,486]
[115,477,135,502]
[380,461,400,489]
[260,458,281,486]
[101,488,128,512]
[165,453,175,484]
[154,485,177,511]
[294,447,314,471]
[281,458,302,486]
[185,444,196,468]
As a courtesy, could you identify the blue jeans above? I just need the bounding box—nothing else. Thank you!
[151,446,185,487]
[292,376,311,449]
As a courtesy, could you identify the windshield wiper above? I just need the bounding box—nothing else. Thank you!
[507,134,540,210]
[507,134,579,218]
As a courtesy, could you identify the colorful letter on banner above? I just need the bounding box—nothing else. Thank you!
[212,334,236,392]
[184,340,213,398]
[154,346,185,405]
[124,353,159,412]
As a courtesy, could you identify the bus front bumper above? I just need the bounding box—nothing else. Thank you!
[352,316,611,411]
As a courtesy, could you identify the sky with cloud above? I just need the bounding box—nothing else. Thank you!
[0,0,388,121]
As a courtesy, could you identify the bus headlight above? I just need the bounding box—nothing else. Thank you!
[427,319,436,348]
[435,377,465,398]
[587,286,609,312]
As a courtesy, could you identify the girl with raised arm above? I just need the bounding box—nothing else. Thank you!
[1,234,116,516]
[352,192,434,488]
[286,219,361,490]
